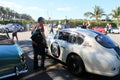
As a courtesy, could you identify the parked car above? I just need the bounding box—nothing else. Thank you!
[111,28,120,34]
[0,24,5,33]
[77,25,87,29]
[0,33,28,79]
[4,23,24,32]
[46,28,120,77]
[92,27,106,34]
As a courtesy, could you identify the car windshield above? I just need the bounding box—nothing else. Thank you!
[95,34,117,48]
[0,33,14,45]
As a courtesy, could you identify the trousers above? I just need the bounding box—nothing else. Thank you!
[32,43,46,68]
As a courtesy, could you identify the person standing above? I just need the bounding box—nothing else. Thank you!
[108,24,112,33]
[64,20,70,28]
[49,21,54,34]
[86,21,91,29]
[12,23,18,42]
[57,21,63,30]
[31,17,47,70]
[105,23,109,34]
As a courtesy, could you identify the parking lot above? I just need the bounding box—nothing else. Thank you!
[3,31,120,80]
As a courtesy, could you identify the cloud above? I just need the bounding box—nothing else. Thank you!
[26,7,39,10]
[57,7,72,11]
[25,6,45,11]
[0,0,45,13]
[0,0,22,9]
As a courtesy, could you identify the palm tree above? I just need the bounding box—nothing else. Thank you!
[111,6,120,21]
[0,6,34,21]
[0,6,3,20]
[10,10,15,20]
[1,7,7,21]
[14,12,20,19]
[6,7,11,19]
[84,5,104,21]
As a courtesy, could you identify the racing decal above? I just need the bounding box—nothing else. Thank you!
[51,42,60,58]
[83,41,92,47]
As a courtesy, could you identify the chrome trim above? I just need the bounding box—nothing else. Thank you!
[0,69,28,79]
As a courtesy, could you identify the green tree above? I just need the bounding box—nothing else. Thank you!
[0,6,3,20]
[2,7,7,21]
[6,7,11,19]
[21,14,33,20]
[0,6,33,21]
[0,6,7,20]
[111,6,120,21]
[84,5,104,21]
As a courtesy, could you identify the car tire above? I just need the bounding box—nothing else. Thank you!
[66,54,85,76]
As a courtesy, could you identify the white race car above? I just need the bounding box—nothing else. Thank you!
[46,28,120,77]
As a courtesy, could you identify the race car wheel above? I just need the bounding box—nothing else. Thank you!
[67,54,85,76]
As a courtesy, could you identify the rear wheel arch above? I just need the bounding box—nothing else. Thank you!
[66,53,83,63]
[66,53,86,76]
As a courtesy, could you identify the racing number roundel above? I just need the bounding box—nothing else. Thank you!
[51,42,60,58]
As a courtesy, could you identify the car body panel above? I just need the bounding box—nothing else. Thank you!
[111,28,120,34]
[47,28,120,77]
[4,23,24,32]
[0,33,27,79]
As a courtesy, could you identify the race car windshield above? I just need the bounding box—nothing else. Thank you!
[95,34,117,48]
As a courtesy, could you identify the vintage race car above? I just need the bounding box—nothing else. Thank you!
[0,33,28,79]
[47,28,120,77]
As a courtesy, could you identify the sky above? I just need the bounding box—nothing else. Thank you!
[0,0,120,21]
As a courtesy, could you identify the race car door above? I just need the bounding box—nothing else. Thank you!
[57,31,70,61]
[50,31,69,59]
[59,33,79,62]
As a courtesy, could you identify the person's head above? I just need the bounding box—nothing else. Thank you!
[38,17,45,25]
[59,21,61,24]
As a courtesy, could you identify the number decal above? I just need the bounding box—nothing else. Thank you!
[51,42,60,58]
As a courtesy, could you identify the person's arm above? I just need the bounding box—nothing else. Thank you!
[41,32,46,43]
[38,26,47,46]
[31,23,39,32]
